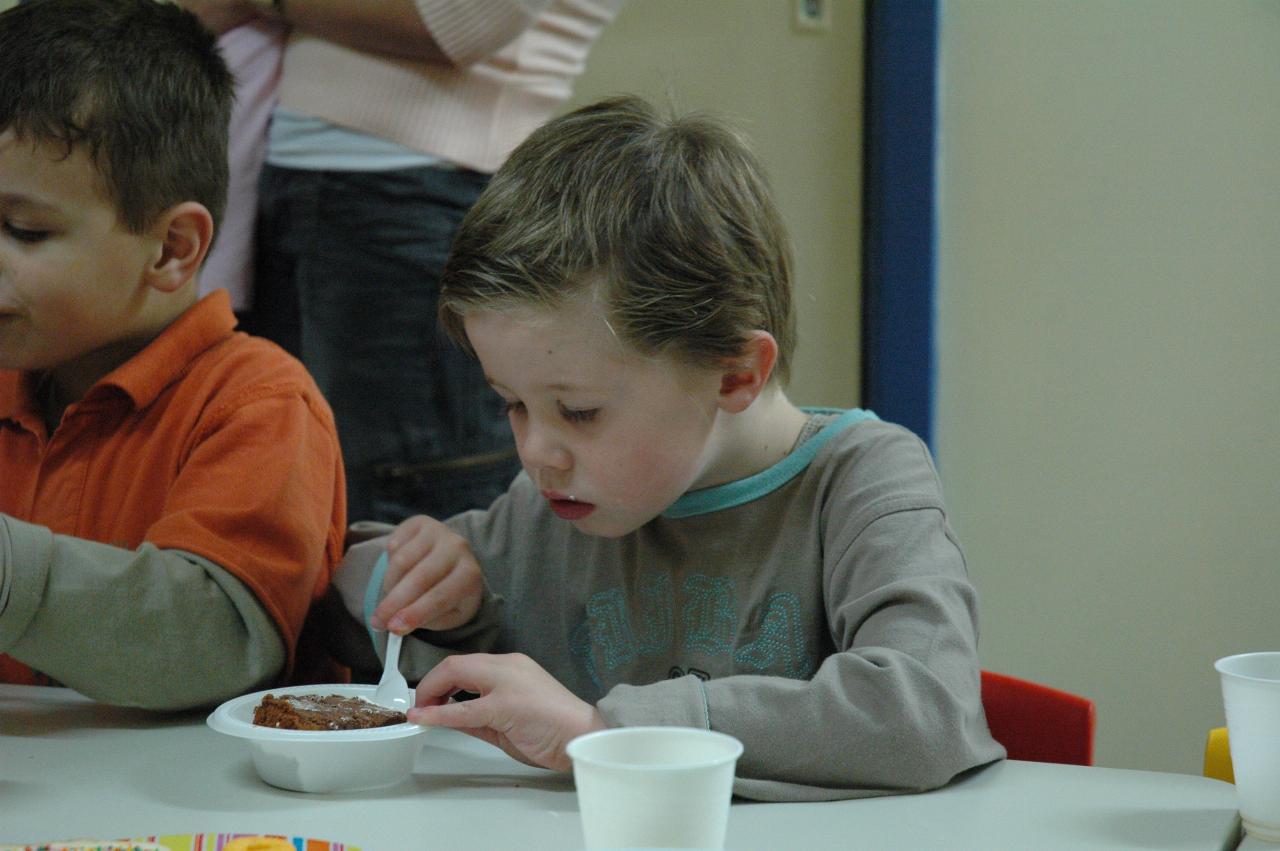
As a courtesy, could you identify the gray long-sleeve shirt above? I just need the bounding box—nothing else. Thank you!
[0,514,284,709]
[336,410,1005,800]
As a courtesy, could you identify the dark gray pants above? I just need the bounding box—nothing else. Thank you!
[244,164,520,525]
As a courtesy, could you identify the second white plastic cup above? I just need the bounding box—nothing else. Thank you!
[567,726,743,850]
[1216,651,1280,842]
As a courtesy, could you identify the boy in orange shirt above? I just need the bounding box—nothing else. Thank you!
[0,0,346,709]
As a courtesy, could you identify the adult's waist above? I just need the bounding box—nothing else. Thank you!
[275,37,572,173]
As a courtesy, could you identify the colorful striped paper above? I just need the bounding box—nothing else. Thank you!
[0,834,358,851]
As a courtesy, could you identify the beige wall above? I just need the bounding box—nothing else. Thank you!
[564,0,864,408]
[937,0,1280,774]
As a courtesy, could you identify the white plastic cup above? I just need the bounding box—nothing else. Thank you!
[1216,652,1280,842]
[567,726,744,850]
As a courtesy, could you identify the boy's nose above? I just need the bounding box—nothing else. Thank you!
[519,421,572,472]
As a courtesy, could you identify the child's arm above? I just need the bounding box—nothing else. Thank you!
[599,507,997,800]
[0,514,284,708]
[332,478,609,770]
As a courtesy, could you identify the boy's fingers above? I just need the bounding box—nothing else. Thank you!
[373,550,445,611]
[387,564,478,632]
[415,653,498,702]
[386,515,436,558]
[409,694,491,729]
[388,519,437,554]
[382,527,471,598]
[384,532,436,581]
[374,550,453,626]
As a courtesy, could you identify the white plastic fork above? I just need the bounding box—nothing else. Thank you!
[372,631,414,712]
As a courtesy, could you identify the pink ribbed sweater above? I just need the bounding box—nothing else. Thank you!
[276,0,624,173]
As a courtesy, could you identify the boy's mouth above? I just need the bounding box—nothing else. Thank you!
[542,491,596,521]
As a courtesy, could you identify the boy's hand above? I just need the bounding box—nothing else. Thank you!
[371,515,484,633]
[408,653,607,772]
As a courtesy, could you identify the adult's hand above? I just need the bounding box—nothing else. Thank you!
[252,0,454,64]
[173,0,263,35]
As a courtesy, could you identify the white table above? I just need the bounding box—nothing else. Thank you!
[1239,838,1280,850]
[0,685,1245,850]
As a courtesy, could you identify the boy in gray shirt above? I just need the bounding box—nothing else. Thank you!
[334,95,1004,800]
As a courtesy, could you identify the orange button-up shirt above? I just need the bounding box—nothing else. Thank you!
[0,291,345,683]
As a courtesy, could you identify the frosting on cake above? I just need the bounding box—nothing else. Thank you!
[251,693,406,730]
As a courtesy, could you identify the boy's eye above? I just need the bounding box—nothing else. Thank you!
[3,222,49,243]
[558,403,599,423]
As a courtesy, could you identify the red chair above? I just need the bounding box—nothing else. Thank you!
[980,670,1096,766]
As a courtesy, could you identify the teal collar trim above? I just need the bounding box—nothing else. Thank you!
[363,550,390,642]
[662,408,878,519]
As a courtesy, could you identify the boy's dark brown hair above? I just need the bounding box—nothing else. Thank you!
[440,95,797,383]
[0,0,232,232]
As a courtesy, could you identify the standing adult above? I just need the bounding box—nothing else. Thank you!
[175,1,286,315]
[236,0,626,525]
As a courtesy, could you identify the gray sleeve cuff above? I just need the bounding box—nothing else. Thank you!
[0,515,54,651]
[0,512,284,708]
[597,674,711,729]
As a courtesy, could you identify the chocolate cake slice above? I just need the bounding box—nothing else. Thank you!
[252,693,407,730]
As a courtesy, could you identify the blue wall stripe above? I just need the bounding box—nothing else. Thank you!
[861,0,939,449]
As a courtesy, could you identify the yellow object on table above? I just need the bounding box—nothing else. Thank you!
[1204,726,1234,783]
[224,839,296,851]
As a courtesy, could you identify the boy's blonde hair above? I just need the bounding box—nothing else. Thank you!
[440,95,797,383]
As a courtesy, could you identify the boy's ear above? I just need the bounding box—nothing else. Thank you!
[716,330,779,413]
[143,201,214,294]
